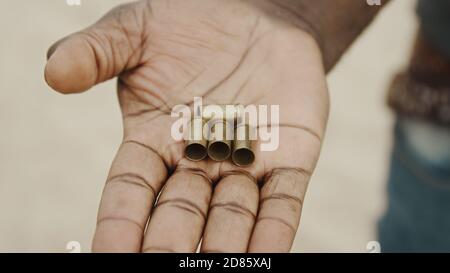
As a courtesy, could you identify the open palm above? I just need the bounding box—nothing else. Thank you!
[45,0,329,253]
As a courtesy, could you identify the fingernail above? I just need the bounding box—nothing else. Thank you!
[46,37,68,60]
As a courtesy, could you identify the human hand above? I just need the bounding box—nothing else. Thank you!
[45,0,329,253]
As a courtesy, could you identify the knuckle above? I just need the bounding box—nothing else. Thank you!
[156,198,207,220]
[210,201,256,220]
[107,173,157,196]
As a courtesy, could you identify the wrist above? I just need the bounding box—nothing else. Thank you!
[251,0,391,72]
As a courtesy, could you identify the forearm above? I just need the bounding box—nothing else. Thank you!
[255,0,391,72]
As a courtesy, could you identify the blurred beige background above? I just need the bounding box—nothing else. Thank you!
[0,0,417,252]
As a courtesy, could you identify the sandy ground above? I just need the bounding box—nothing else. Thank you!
[0,0,417,252]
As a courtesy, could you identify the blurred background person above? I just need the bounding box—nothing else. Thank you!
[379,0,450,252]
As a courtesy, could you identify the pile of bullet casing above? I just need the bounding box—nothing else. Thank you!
[184,105,255,167]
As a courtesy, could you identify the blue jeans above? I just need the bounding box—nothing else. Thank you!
[378,118,450,252]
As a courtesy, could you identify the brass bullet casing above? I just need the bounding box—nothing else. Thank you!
[184,117,208,161]
[232,124,255,167]
[207,118,232,161]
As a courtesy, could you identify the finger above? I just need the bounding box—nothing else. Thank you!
[248,168,309,253]
[201,172,259,253]
[142,168,213,253]
[45,2,149,93]
[92,141,167,253]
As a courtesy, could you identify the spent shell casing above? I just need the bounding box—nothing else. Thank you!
[184,117,208,161]
[232,124,255,167]
[207,118,232,161]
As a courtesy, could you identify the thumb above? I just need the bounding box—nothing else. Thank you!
[45,3,147,94]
